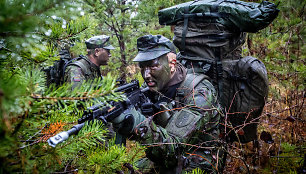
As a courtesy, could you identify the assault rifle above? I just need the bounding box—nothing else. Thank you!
[47,80,152,147]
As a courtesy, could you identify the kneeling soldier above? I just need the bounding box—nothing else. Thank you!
[111,35,224,173]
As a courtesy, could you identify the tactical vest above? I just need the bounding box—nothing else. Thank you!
[67,57,91,77]
[65,55,101,80]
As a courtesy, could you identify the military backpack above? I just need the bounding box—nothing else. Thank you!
[158,0,278,143]
[44,50,90,87]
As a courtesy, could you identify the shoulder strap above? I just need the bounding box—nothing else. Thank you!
[177,73,208,97]
[64,55,92,78]
[185,73,208,89]
[175,73,208,108]
[181,5,190,54]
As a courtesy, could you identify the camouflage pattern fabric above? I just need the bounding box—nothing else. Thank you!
[64,56,102,89]
[133,71,223,173]
[133,34,176,62]
[85,35,114,50]
[64,55,116,142]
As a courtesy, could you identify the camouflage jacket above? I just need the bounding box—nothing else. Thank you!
[64,56,102,89]
[133,65,223,173]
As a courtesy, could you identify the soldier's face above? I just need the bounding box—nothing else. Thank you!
[139,55,171,92]
[97,48,111,65]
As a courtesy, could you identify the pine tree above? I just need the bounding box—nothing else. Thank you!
[0,0,145,173]
[1,0,303,173]
[81,0,190,80]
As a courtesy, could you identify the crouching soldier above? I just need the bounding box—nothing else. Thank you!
[110,35,224,173]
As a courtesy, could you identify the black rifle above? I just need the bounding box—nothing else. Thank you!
[47,80,152,147]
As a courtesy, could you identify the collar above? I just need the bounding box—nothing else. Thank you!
[84,56,101,71]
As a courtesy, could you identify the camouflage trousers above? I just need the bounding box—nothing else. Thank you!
[136,152,225,174]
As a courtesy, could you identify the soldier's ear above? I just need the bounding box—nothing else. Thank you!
[94,48,100,56]
[167,52,177,74]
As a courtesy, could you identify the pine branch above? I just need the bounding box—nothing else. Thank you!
[31,94,108,101]
[3,2,57,24]
[56,26,89,41]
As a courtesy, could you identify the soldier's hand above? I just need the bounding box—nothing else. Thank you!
[112,107,145,135]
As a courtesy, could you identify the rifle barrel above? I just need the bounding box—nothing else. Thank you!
[47,123,85,147]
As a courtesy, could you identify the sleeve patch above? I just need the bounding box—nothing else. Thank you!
[73,76,81,82]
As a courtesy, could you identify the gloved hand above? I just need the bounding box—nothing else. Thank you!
[111,106,146,135]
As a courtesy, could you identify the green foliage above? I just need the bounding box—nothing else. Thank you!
[0,1,146,173]
[1,0,305,173]
[0,0,82,64]
[0,65,142,173]
[81,0,139,78]
[135,0,190,21]
[40,120,146,173]
[81,0,190,79]
[261,142,305,174]
[80,140,145,173]
[247,0,305,91]
[185,168,207,174]
[56,120,108,161]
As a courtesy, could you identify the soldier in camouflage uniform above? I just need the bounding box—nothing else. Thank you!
[110,35,224,173]
[64,35,114,89]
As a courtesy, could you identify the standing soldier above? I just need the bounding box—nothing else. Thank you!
[64,35,116,141]
[110,35,224,173]
[64,35,114,89]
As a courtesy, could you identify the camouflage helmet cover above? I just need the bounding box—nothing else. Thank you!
[133,35,176,62]
[85,35,115,50]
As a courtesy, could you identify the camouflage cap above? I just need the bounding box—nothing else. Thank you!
[85,35,115,50]
[133,35,176,62]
